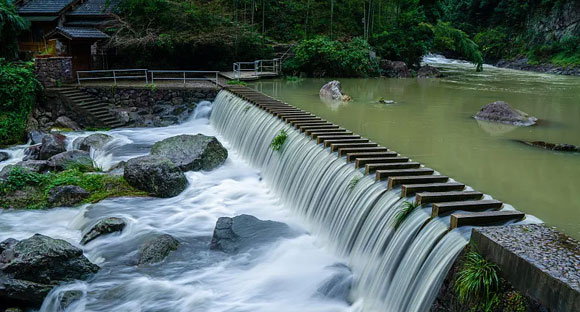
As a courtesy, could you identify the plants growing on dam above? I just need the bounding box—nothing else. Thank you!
[391,201,420,229]
[455,250,500,309]
[270,129,288,151]
[348,174,363,191]
[227,80,248,86]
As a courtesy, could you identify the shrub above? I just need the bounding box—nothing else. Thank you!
[284,37,379,77]
[270,129,288,151]
[427,21,483,71]
[474,27,511,62]
[455,250,500,308]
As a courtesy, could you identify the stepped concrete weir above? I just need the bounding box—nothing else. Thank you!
[212,85,579,312]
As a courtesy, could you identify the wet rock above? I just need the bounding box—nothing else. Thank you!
[46,150,92,171]
[73,133,113,152]
[210,214,298,253]
[474,101,537,126]
[137,234,180,264]
[47,185,90,208]
[0,151,10,162]
[417,65,443,78]
[4,307,24,312]
[317,263,353,303]
[0,161,49,180]
[0,234,99,307]
[81,217,127,245]
[55,116,81,131]
[0,238,19,254]
[124,155,187,198]
[57,290,83,310]
[150,134,228,172]
[28,130,49,145]
[517,140,580,152]
[22,144,40,161]
[39,134,66,160]
[379,60,412,78]
[319,81,351,101]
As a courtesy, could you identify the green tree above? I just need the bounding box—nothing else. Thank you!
[0,0,29,60]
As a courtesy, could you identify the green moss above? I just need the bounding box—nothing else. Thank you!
[0,167,146,209]
[348,175,362,190]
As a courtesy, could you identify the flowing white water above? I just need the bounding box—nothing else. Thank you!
[210,90,471,311]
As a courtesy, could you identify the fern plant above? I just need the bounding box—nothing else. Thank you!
[270,130,288,151]
[391,201,420,229]
[455,250,500,309]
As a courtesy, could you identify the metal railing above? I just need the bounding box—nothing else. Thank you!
[256,58,282,75]
[149,70,220,87]
[77,69,148,85]
[233,61,258,79]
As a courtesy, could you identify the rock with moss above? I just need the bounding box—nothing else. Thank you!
[0,161,48,180]
[417,65,443,78]
[39,134,66,160]
[81,217,127,245]
[0,234,99,307]
[124,155,187,198]
[150,134,228,172]
[73,133,113,152]
[319,80,351,101]
[46,150,93,171]
[474,101,537,126]
[47,185,90,208]
[137,234,180,264]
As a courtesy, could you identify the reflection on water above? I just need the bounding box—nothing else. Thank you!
[250,55,580,239]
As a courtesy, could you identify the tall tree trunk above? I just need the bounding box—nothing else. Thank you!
[330,0,334,40]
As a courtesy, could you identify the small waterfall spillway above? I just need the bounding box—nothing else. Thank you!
[210,90,470,311]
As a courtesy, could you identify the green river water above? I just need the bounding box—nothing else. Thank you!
[249,56,580,239]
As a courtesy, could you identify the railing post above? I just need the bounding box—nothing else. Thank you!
[76,71,80,86]
[183,71,186,86]
[151,72,155,85]
[145,70,149,84]
[113,70,117,84]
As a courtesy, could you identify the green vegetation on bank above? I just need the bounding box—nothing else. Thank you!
[0,167,146,209]
[0,60,41,147]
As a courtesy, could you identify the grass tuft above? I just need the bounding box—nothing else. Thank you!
[348,175,362,190]
[455,250,500,308]
[270,129,288,151]
[390,201,420,229]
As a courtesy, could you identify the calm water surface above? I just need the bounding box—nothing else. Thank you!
[250,56,580,239]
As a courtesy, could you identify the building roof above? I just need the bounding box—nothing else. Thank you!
[67,0,119,16]
[46,26,109,40]
[18,0,77,15]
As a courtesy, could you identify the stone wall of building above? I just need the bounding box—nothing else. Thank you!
[34,57,73,87]
[81,87,218,127]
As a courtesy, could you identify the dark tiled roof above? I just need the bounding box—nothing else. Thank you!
[68,0,119,15]
[18,0,77,14]
[47,26,109,39]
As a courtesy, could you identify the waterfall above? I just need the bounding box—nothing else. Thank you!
[210,90,469,312]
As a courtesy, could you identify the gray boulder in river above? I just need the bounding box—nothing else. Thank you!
[0,151,9,162]
[0,234,99,307]
[47,150,93,171]
[138,234,180,264]
[210,214,298,253]
[417,65,443,78]
[319,81,351,101]
[150,134,228,172]
[73,133,114,152]
[47,185,90,208]
[81,217,127,245]
[39,133,66,160]
[124,155,188,198]
[28,130,49,145]
[474,101,537,126]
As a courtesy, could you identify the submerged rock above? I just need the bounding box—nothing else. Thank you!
[150,134,228,172]
[210,214,298,253]
[417,65,443,78]
[0,234,99,307]
[57,290,83,310]
[81,217,127,245]
[517,140,580,152]
[474,101,537,126]
[317,263,353,303]
[73,133,113,152]
[39,134,66,160]
[138,234,180,264]
[379,60,411,78]
[47,185,90,208]
[320,81,351,101]
[46,150,92,171]
[0,151,10,162]
[124,155,187,198]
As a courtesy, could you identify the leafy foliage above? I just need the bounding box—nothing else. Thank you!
[227,80,248,86]
[0,61,41,147]
[348,175,362,190]
[455,250,500,308]
[391,201,420,229]
[0,0,29,60]
[270,129,288,151]
[427,21,483,71]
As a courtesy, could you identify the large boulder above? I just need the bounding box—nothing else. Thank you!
[55,116,81,131]
[124,155,187,198]
[0,151,10,162]
[46,150,92,171]
[23,145,40,161]
[39,134,66,160]
[0,234,99,307]
[81,217,127,245]
[28,130,49,145]
[210,214,298,253]
[46,185,90,208]
[73,133,114,152]
[0,161,49,180]
[137,234,180,265]
[417,65,443,78]
[379,60,412,78]
[474,101,537,126]
[150,134,228,172]
[319,81,351,101]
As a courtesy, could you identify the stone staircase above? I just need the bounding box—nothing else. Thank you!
[57,87,124,128]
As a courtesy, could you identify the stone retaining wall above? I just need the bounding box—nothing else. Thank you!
[35,57,73,87]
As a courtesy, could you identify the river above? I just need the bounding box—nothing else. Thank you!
[249,55,580,239]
